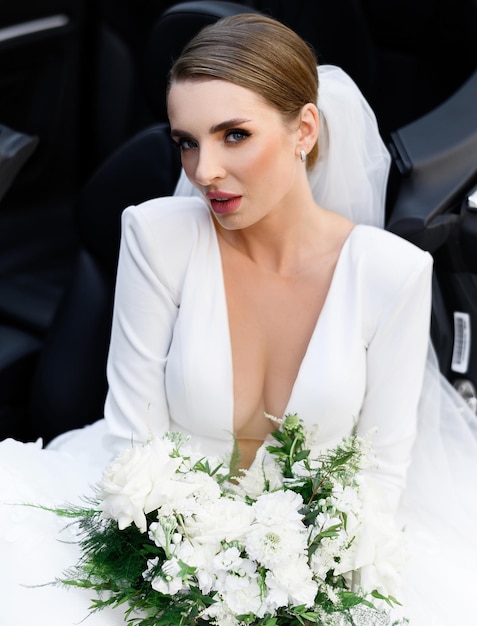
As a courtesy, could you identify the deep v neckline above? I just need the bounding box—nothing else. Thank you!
[282,227,358,417]
[281,225,358,417]
[211,216,359,431]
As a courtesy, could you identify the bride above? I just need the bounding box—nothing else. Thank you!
[1,13,476,626]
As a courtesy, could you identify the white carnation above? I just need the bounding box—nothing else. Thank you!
[184,498,255,545]
[166,470,222,518]
[180,469,222,503]
[253,490,304,529]
[265,557,317,608]
[219,573,262,616]
[245,524,306,568]
[200,601,240,626]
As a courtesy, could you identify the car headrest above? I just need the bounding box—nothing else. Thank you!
[78,123,181,272]
[143,1,259,122]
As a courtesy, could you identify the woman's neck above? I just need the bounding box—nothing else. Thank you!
[215,197,328,277]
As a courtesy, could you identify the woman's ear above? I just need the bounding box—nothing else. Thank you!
[297,103,319,155]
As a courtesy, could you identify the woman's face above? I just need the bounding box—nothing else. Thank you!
[167,79,306,231]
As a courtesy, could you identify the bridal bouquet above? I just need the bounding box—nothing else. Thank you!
[52,415,408,625]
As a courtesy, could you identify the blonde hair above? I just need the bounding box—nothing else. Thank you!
[168,13,319,167]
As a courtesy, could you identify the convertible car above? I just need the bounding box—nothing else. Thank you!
[1,0,476,442]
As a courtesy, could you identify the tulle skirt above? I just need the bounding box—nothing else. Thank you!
[395,346,477,625]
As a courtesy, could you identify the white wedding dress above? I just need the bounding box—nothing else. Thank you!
[1,66,476,626]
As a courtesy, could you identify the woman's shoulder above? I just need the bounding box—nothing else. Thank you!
[121,195,214,259]
[348,224,433,302]
[344,226,433,339]
[350,224,433,272]
[122,195,211,234]
[119,196,215,292]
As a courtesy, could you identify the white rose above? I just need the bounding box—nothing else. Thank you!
[98,436,190,532]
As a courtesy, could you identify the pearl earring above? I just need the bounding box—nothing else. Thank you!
[300,149,306,163]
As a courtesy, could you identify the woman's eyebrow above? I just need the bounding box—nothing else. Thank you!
[209,118,251,133]
[170,128,188,139]
[171,118,251,139]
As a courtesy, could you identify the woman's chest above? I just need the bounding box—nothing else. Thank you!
[165,237,368,448]
[223,262,333,426]
[166,266,367,451]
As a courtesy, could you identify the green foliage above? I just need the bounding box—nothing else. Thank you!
[59,511,216,624]
[62,513,153,596]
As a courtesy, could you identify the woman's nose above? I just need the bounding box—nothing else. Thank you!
[193,146,225,186]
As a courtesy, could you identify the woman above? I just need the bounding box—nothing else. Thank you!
[0,13,476,626]
[105,14,431,513]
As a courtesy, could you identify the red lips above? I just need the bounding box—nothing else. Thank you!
[206,191,242,215]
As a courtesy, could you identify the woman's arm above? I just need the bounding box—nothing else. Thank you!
[357,245,433,513]
[103,197,204,456]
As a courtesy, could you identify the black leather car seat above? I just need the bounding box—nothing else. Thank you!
[26,1,258,443]
[27,123,181,442]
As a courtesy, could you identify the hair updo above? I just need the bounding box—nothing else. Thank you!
[168,13,319,168]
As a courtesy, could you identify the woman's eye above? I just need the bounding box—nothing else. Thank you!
[175,138,198,152]
[225,130,250,144]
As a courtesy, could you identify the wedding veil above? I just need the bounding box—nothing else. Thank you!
[307,65,388,228]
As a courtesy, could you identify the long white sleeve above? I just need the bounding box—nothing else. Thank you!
[357,236,433,511]
[103,196,207,455]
